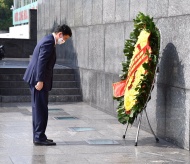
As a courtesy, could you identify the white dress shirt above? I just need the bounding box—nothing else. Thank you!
[52,33,56,45]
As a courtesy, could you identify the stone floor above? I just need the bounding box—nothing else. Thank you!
[0,102,189,164]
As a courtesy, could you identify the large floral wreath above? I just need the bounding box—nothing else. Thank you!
[113,13,160,125]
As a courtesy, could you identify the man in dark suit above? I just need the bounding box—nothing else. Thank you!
[23,25,72,146]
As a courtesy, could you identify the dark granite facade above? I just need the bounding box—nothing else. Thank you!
[37,0,190,150]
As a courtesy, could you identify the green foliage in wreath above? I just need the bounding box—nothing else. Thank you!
[114,12,160,125]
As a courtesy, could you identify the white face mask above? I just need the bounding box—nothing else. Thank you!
[57,37,65,45]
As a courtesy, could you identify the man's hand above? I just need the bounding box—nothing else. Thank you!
[35,81,44,91]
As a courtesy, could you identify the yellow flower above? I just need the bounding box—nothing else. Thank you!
[124,30,151,112]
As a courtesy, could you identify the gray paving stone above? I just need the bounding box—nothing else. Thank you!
[0,156,12,164]
[0,102,189,163]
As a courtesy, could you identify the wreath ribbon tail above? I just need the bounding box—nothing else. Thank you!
[112,80,126,98]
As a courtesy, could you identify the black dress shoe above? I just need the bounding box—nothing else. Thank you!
[46,139,53,142]
[34,140,56,146]
[33,139,53,143]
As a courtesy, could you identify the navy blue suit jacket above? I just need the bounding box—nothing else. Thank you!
[23,34,56,91]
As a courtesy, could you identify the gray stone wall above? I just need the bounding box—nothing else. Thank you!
[37,0,190,150]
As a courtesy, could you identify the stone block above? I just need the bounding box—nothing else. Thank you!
[71,27,76,49]
[89,25,105,71]
[158,42,185,89]
[56,28,76,67]
[168,17,190,90]
[92,0,103,25]
[74,0,83,26]
[130,0,148,20]
[56,37,76,67]
[113,74,121,116]
[74,68,82,89]
[147,0,168,18]
[83,0,92,26]
[103,0,115,24]
[49,0,58,32]
[49,0,54,28]
[39,0,45,31]
[168,0,190,16]
[145,83,166,137]
[104,73,114,114]
[78,68,83,86]
[157,16,190,89]
[156,18,172,49]
[165,86,188,149]
[75,27,89,68]
[54,1,61,24]
[67,0,75,27]
[166,87,186,119]
[115,0,130,22]
[89,71,97,106]
[44,0,50,30]
[113,100,119,117]
[105,23,125,74]
[124,22,134,40]
[60,0,68,24]
[37,30,46,41]
[96,72,106,110]
[124,22,133,62]
[81,69,90,102]
[37,1,42,31]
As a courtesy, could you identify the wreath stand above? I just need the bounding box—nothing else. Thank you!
[122,63,160,146]
[122,110,159,146]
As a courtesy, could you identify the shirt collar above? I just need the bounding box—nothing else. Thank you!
[52,33,56,45]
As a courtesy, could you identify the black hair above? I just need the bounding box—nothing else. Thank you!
[54,24,72,37]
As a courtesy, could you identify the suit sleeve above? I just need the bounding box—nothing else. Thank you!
[36,40,54,82]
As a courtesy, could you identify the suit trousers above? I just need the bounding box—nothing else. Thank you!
[30,85,49,142]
